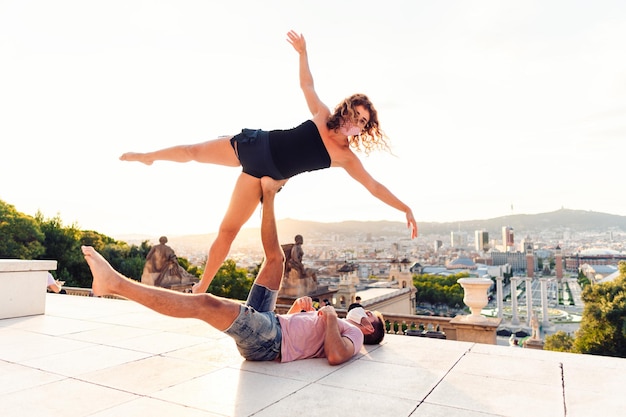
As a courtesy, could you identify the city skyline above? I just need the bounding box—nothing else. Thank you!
[2,1,625,237]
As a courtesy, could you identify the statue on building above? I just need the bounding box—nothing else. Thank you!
[141,236,198,290]
[530,313,540,340]
[279,234,318,298]
[282,234,307,278]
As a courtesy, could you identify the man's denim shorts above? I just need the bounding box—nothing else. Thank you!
[224,284,282,361]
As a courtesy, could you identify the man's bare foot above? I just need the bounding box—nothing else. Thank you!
[261,177,288,194]
[81,246,121,297]
[119,152,153,165]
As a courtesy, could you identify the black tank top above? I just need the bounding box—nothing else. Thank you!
[269,120,331,178]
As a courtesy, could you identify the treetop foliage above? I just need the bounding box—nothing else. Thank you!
[413,272,468,309]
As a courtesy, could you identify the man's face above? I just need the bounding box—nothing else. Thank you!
[346,307,377,335]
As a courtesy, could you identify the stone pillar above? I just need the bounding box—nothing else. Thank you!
[525,277,533,326]
[0,259,57,319]
[555,245,563,280]
[555,245,563,305]
[496,275,504,319]
[540,277,550,327]
[510,277,519,325]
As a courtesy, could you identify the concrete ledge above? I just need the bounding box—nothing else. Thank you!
[0,259,57,319]
[449,315,502,344]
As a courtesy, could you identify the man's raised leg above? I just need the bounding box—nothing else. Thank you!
[81,246,240,331]
[253,177,288,291]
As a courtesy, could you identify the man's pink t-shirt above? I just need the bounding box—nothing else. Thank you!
[277,311,364,363]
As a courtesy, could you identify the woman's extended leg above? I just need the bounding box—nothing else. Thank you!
[81,246,240,330]
[193,173,263,293]
[120,136,240,166]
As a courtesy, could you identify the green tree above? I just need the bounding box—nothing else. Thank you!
[35,212,85,285]
[177,256,202,278]
[100,242,145,280]
[544,331,575,352]
[572,261,626,357]
[413,272,467,310]
[80,230,115,251]
[577,270,590,289]
[0,200,45,259]
[209,259,254,300]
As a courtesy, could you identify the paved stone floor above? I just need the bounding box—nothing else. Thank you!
[1,294,624,417]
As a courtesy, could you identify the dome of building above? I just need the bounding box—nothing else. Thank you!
[579,248,621,256]
[446,256,477,270]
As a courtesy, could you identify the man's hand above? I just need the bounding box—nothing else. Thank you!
[288,296,315,313]
[317,304,338,321]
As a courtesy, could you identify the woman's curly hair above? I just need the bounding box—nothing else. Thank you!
[326,93,390,155]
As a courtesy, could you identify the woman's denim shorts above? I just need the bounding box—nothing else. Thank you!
[224,284,282,361]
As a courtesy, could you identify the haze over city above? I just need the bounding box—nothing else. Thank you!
[2,1,624,238]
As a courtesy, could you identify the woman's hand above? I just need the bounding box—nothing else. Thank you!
[286,30,306,54]
[406,210,418,239]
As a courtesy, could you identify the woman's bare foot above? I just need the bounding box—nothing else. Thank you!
[81,246,121,296]
[261,177,288,194]
[119,152,153,165]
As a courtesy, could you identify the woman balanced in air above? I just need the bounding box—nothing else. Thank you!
[120,30,418,294]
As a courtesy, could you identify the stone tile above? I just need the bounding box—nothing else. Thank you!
[254,383,417,417]
[452,350,562,386]
[21,344,151,377]
[62,323,160,344]
[0,362,64,395]
[239,356,340,382]
[78,355,220,396]
[163,336,244,366]
[11,314,108,336]
[362,334,470,371]
[151,366,308,416]
[565,386,624,417]
[89,397,222,417]
[425,371,564,417]
[0,377,136,417]
[411,402,502,416]
[563,360,626,394]
[320,357,443,401]
[0,332,93,362]
[102,330,209,354]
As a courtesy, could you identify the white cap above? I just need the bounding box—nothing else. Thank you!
[346,307,368,324]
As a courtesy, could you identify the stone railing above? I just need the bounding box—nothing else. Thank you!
[63,286,126,300]
[380,312,456,340]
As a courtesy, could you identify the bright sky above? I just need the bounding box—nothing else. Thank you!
[1,1,625,238]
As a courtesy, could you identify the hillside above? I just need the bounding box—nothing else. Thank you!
[150,209,626,248]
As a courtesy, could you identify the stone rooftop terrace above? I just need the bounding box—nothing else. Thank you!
[1,294,624,417]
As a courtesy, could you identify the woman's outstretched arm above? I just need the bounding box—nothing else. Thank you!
[340,153,418,239]
[286,30,329,117]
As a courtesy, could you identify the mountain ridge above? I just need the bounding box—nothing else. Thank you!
[119,209,626,246]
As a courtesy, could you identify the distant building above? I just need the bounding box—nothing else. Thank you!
[502,226,514,252]
[475,230,489,252]
[565,249,626,272]
[450,231,466,248]
[491,251,535,273]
